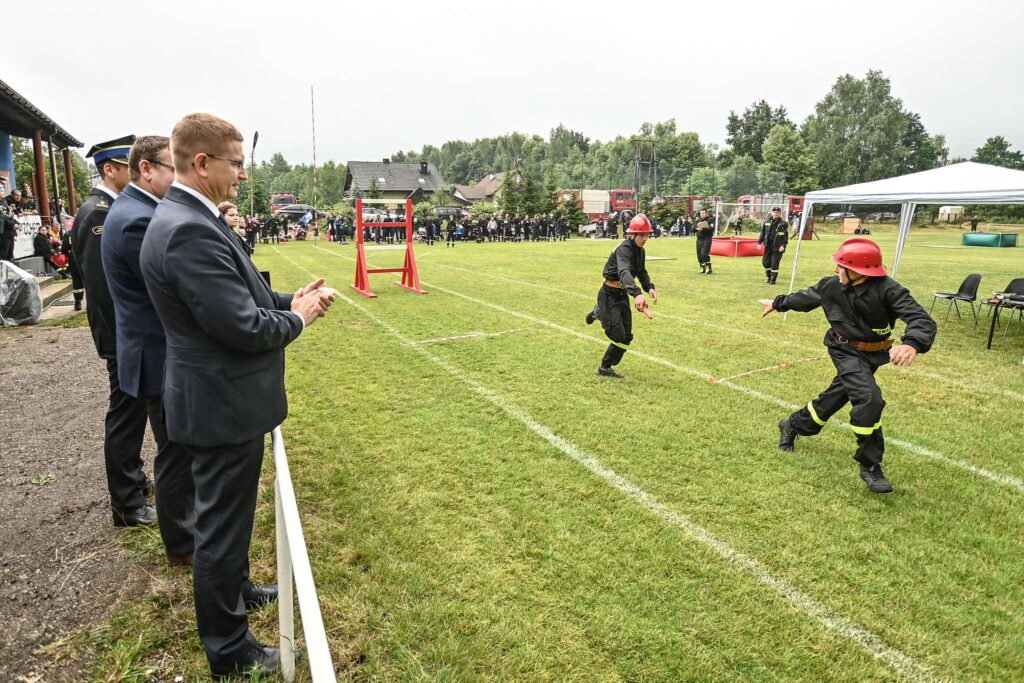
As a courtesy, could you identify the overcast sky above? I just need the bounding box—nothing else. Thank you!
[9,0,1024,169]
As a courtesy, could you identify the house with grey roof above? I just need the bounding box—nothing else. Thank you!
[343,159,447,203]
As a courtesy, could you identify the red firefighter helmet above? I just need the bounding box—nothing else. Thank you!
[831,238,887,277]
[626,213,653,234]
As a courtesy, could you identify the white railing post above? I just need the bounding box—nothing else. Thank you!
[272,426,337,682]
[276,476,296,680]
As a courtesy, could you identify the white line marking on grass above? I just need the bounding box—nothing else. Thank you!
[416,327,537,345]
[305,285,938,681]
[305,246,1024,495]
[711,355,827,383]
[421,281,1024,497]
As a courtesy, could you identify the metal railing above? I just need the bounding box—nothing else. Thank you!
[272,426,337,682]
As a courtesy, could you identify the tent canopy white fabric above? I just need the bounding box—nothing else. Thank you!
[788,162,1024,287]
[804,161,1024,205]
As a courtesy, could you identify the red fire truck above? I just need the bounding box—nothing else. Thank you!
[561,189,637,222]
[271,193,297,215]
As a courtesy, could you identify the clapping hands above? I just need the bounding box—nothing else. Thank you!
[291,278,337,327]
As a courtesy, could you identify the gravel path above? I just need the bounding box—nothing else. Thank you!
[0,325,151,681]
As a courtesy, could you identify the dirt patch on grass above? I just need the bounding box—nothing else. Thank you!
[0,324,152,681]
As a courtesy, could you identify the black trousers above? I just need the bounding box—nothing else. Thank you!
[696,237,712,265]
[104,358,149,512]
[0,233,13,261]
[762,248,784,274]
[597,285,632,367]
[787,337,888,466]
[186,436,265,663]
[145,396,195,557]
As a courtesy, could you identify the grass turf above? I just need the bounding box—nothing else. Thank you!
[77,228,1024,681]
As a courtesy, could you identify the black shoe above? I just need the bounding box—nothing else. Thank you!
[778,419,797,452]
[597,365,623,379]
[210,645,288,681]
[243,582,278,610]
[73,301,82,311]
[112,505,157,527]
[706,267,713,275]
[585,306,599,325]
[859,464,893,493]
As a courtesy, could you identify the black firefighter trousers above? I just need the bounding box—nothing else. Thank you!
[597,284,632,367]
[696,237,712,265]
[762,247,784,278]
[787,334,888,467]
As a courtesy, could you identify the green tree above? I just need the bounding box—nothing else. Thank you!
[760,123,820,195]
[683,167,719,196]
[367,177,382,199]
[972,136,1024,169]
[235,167,272,217]
[560,193,586,229]
[469,201,498,218]
[802,70,945,187]
[500,168,521,214]
[540,171,560,214]
[726,100,792,163]
[520,169,540,214]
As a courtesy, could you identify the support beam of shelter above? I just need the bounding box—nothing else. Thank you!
[63,148,77,214]
[32,130,51,226]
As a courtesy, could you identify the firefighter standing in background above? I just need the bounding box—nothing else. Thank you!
[758,206,789,285]
[759,238,936,494]
[586,213,658,379]
[695,207,715,274]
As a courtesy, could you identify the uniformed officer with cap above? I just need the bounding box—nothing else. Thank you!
[71,135,157,527]
[757,207,789,284]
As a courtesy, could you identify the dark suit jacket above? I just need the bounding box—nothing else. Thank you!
[101,184,167,398]
[139,185,303,447]
[71,187,118,358]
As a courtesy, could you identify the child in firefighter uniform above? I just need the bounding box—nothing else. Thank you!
[758,238,936,493]
[585,214,657,378]
[757,206,788,284]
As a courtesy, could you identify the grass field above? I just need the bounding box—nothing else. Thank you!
[78,228,1024,681]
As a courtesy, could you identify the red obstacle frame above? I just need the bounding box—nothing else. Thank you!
[351,198,427,298]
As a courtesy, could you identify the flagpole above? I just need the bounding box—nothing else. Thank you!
[311,85,317,217]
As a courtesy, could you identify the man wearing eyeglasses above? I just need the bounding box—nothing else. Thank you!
[72,135,161,529]
[101,135,195,567]
[140,113,334,680]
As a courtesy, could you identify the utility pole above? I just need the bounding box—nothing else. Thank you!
[311,86,317,214]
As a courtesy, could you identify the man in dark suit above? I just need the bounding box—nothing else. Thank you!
[101,135,194,566]
[140,113,333,680]
[71,135,157,527]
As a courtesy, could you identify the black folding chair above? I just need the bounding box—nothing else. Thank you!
[931,273,981,322]
[978,277,1024,331]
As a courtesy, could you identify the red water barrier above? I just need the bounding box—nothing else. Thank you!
[710,236,764,257]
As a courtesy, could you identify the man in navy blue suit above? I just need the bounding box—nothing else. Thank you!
[140,113,334,680]
[101,136,194,566]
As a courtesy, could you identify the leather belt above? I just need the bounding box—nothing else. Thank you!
[831,330,893,352]
[604,280,624,288]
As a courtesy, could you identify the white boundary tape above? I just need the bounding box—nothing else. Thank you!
[308,245,1024,495]
[274,247,937,681]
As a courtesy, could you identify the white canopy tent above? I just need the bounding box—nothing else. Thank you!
[787,162,1024,293]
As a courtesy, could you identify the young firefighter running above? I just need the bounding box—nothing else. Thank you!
[586,213,658,378]
[758,238,936,493]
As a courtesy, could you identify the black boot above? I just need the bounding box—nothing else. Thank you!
[770,272,778,285]
[699,263,706,274]
[765,270,772,284]
[597,365,623,379]
[706,264,713,275]
[859,464,893,493]
[585,305,599,325]
[778,419,797,452]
